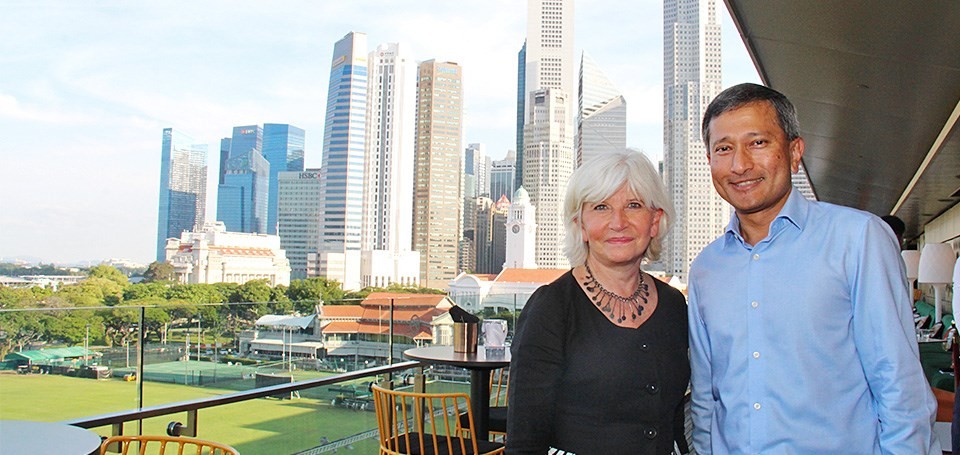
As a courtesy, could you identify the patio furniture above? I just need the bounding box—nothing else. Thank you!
[99,434,238,455]
[371,384,504,455]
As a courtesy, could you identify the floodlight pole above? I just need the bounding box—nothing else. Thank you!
[84,324,90,366]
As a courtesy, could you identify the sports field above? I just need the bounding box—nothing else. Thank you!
[0,364,470,454]
[1,370,374,453]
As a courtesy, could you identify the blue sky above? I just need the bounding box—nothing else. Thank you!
[0,1,759,265]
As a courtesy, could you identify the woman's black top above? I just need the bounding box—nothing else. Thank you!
[506,270,690,455]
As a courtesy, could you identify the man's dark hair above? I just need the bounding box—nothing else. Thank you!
[881,215,905,238]
[701,83,801,146]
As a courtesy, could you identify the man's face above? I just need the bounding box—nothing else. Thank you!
[706,101,803,221]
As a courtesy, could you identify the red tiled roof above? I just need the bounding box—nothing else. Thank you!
[320,305,364,318]
[321,321,360,333]
[495,268,567,283]
[362,292,450,307]
[354,322,431,340]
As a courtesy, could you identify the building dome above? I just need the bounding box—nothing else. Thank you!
[513,186,530,203]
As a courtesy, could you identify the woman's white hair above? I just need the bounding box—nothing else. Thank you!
[563,149,674,266]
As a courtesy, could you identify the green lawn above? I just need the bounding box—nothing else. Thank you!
[0,373,387,453]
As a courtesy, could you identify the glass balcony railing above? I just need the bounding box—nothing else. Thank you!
[0,300,507,453]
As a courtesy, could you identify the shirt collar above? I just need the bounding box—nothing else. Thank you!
[724,187,808,246]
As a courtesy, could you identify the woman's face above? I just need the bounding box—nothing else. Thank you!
[579,184,661,268]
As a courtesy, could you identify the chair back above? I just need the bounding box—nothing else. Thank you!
[490,368,509,406]
[371,384,503,455]
[100,434,238,455]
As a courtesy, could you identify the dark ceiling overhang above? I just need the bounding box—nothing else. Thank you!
[724,0,960,243]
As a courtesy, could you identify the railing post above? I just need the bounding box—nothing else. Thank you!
[388,298,395,364]
[138,306,145,436]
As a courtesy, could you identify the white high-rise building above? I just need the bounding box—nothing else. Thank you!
[523,89,573,269]
[524,0,576,117]
[316,32,368,290]
[663,0,727,281]
[360,42,420,288]
[577,51,627,166]
[504,187,538,269]
[277,169,322,280]
[523,0,575,270]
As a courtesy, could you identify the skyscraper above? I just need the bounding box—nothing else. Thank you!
[263,123,305,235]
[156,128,208,261]
[663,0,727,281]
[360,42,420,288]
[217,125,269,234]
[523,89,573,269]
[476,195,511,274]
[277,169,322,279]
[490,150,517,203]
[577,51,627,166]
[461,143,488,274]
[412,60,463,289]
[523,0,575,270]
[524,0,576,120]
[316,32,368,290]
[218,149,269,234]
[515,41,526,189]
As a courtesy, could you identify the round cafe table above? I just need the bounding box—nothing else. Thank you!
[0,420,102,454]
[404,345,510,441]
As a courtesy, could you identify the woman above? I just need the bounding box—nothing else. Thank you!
[506,150,689,454]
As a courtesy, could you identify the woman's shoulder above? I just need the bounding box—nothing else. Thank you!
[652,276,686,308]
[524,270,579,310]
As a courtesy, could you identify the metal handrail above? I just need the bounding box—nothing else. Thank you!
[65,361,422,431]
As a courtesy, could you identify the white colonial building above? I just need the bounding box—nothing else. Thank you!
[447,268,567,313]
[165,221,291,286]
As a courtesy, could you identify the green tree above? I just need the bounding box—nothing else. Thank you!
[287,277,345,313]
[0,287,46,357]
[45,309,101,345]
[269,285,292,314]
[167,283,221,304]
[123,282,169,301]
[87,264,129,287]
[59,277,125,306]
[142,261,175,282]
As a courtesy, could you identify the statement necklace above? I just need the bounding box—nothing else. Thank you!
[583,262,650,324]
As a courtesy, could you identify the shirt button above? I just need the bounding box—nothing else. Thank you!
[752,254,760,260]
[751,301,759,308]
[644,427,658,439]
[754,402,761,410]
[640,343,650,351]
[753,351,760,359]
[646,383,660,394]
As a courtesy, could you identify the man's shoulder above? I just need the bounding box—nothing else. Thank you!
[689,235,729,274]
[804,199,879,234]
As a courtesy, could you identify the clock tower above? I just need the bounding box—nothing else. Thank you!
[504,186,538,269]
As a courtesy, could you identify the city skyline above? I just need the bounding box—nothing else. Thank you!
[0,1,759,265]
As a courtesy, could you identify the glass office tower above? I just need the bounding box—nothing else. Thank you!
[263,123,305,235]
[157,128,208,261]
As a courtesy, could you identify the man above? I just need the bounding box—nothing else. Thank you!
[688,83,939,453]
[881,214,906,248]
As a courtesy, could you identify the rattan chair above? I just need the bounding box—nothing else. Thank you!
[371,384,505,455]
[99,434,238,455]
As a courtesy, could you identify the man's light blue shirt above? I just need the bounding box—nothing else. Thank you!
[688,188,939,454]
